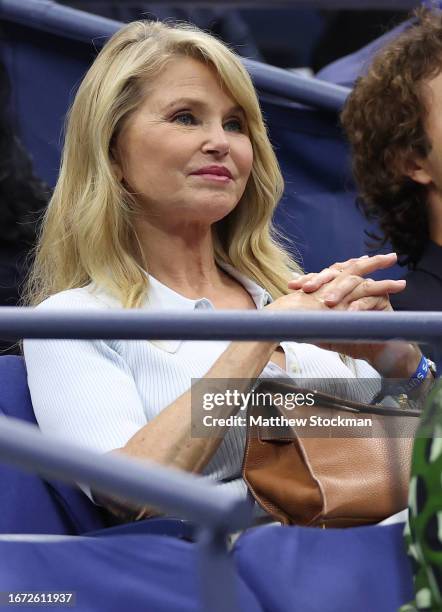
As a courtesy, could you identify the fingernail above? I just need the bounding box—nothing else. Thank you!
[360,255,369,258]
[385,252,397,257]
[348,304,358,311]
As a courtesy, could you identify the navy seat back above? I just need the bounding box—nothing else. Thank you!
[263,97,401,277]
[0,355,106,534]
[316,19,412,88]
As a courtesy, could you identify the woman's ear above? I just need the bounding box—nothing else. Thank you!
[110,146,124,182]
[112,162,124,182]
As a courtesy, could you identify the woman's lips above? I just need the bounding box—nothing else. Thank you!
[191,173,232,182]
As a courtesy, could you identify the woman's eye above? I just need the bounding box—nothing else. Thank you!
[224,118,244,132]
[172,113,196,126]
[171,113,244,132]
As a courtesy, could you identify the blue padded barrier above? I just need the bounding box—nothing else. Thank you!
[0,0,402,278]
[234,523,414,612]
[0,534,263,612]
[0,525,415,612]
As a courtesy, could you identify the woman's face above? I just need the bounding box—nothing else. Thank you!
[113,56,254,230]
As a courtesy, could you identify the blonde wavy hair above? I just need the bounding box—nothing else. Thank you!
[25,20,300,308]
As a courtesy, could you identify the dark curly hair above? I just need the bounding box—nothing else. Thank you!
[341,7,442,268]
[0,59,50,249]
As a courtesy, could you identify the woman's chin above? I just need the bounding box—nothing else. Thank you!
[188,199,239,222]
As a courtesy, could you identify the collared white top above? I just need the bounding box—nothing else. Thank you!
[23,263,380,507]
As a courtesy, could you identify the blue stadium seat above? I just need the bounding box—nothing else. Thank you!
[0,355,106,534]
[0,355,196,539]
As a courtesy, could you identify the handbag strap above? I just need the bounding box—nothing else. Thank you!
[253,379,421,418]
[307,389,421,417]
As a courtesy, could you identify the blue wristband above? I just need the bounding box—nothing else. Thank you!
[373,355,432,403]
[405,354,429,392]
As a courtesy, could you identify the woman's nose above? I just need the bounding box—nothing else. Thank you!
[201,124,230,156]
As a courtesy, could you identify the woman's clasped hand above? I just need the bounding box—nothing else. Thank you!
[266,252,420,375]
[281,252,405,312]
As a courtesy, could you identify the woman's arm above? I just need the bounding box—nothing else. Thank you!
[95,339,279,519]
[119,339,277,472]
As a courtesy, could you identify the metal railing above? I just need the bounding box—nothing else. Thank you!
[0,308,441,343]
[0,0,423,8]
[1,308,442,610]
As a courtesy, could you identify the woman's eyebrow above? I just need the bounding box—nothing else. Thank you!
[163,97,245,116]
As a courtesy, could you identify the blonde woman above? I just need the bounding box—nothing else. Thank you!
[23,21,424,521]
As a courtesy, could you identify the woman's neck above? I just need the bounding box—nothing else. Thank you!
[135,218,227,297]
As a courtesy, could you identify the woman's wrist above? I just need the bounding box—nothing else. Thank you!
[397,343,424,379]
[374,349,436,401]
[369,342,422,379]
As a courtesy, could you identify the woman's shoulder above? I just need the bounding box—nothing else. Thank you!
[35,284,120,311]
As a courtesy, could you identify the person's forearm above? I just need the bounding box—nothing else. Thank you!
[366,342,433,406]
[94,339,278,520]
[122,339,278,472]
[368,342,422,378]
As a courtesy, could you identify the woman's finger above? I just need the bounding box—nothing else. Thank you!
[288,253,398,295]
[292,253,392,293]
[329,253,396,277]
[288,272,315,289]
[288,256,362,291]
[328,257,361,272]
[346,252,398,277]
[289,268,339,293]
[302,256,368,291]
[337,278,406,305]
[320,274,370,306]
[289,256,367,292]
[323,277,405,307]
[347,295,393,312]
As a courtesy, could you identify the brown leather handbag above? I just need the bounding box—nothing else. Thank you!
[242,379,421,527]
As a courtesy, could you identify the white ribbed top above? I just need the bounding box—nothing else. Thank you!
[23,263,380,509]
